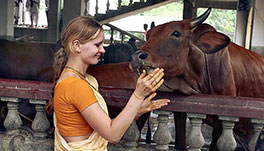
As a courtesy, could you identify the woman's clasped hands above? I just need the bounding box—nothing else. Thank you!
[133,68,170,118]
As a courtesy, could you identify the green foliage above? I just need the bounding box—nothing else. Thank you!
[139,1,183,18]
[111,0,236,41]
[198,8,236,40]
[139,2,236,40]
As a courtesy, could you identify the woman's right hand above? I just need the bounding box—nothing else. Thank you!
[135,93,170,119]
[133,68,164,100]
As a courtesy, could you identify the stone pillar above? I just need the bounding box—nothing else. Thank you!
[30,99,50,139]
[0,0,14,38]
[187,113,206,151]
[217,116,239,151]
[153,111,173,150]
[248,119,264,151]
[47,0,60,42]
[63,0,88,30]
[122,120,140,150]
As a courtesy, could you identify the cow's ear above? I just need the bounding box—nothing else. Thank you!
[196,31,230,54]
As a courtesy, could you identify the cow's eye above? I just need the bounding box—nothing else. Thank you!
[171,31,182,37]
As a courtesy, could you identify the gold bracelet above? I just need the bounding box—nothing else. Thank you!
[133,92,145,100]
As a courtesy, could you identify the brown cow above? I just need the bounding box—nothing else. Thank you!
[0,39,56,81]
[130,8,264,151]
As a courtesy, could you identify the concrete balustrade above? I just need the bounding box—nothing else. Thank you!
[2,97,22,130]
[1,97,53,151]
[153,111,173,150]
[248,119,264,151]
[187,113,206,151]
[30,99,50,139]
[1,78,264,151]
[217,116,239,151]
[122,120,140,150]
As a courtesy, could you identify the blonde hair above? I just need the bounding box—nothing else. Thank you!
[53,16,103,82]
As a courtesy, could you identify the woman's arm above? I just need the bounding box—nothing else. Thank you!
[81,93,144,143]
[81,68,168,143]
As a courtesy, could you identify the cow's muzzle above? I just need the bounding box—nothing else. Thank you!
[130,51,154,74]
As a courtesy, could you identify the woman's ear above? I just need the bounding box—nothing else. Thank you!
[72,40,81,53]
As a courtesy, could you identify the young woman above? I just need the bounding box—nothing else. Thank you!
[52,16,170,150]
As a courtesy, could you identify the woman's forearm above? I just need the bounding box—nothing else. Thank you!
[107,93,143,143]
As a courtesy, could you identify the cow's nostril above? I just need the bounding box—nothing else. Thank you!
[138,52,148,60]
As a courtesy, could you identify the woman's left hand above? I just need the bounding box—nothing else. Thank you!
[136,93,170,119]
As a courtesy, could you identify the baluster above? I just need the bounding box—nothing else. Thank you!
[153,111,172,150]
[95,0,98,15]
[122,120,139,150]
[130,0,133,6]
[110,28,114,44]
[217,116,239,151]
[106,0,110,12]
[118,0,121,9]
[248,119,264,151]
[30,99,50,139]
[187,113,206,151]
[1,97,22,130]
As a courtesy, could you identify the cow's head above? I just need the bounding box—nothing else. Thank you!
[130,8,230,79]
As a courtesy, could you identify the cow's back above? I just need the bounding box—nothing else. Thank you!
[228,42,264,98]
[0,39,55,81]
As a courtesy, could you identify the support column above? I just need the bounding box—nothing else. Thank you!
[183,0,197,19]
[47,0,60,42]
[251,0,264,55]
[235,0,249,47]
[0,0,14,38]
[63,0,88,30]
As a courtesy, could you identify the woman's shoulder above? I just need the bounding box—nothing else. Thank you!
[56,76,89,90]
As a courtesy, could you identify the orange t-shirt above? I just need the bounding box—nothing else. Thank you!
[54,76,98,136]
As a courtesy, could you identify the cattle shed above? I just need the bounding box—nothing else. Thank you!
[1,0,264,151]
[0,0,263,55]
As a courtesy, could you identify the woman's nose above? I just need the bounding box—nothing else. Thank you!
[99,46,105,53]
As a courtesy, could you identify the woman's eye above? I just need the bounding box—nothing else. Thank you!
[171,31,182,37]
[95,42,103,47]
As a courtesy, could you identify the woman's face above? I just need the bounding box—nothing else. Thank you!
[79,31,105,65]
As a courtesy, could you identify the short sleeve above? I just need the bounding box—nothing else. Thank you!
[67,79,98,112]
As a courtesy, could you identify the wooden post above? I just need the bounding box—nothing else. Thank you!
[183,0,197,19]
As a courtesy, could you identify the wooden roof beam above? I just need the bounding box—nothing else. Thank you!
[197,0,237,10]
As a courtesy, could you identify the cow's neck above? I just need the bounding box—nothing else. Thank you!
[162,48,227,95]
[202,48,236,96]
[162,49,206,95]
[204,54,214,94]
